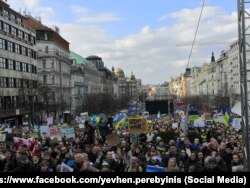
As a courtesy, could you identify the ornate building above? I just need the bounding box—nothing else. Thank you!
[24,16,71,117]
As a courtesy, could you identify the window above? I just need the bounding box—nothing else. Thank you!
[28,80,32,88]
[18,30,23,39]
[22,63,27,72]
[22,79,27,88]
[16,79,20,88]
[0,38,6,49]
[24,33,28,41]
[15,44,20,54]
[45,46,48,53]
[11,27,17,36]
[7,41,13,52]
[43,75,47,84]
[9,78,14,88]
[3,23,9,33]
[31,36,35,45]
[44,33,48,40]
[28,64,32,73]
[0,58,6,69]
[42,60,46,68]
[51,59,54,68]
[3,9,9,16]
[8,60,14,70]
[17,17,21,23]
[19,79,23,88]
[21,46,26,55]
[20,62,23,71]
[27,49,32,57]
[51,91,55,101]
[51,75,55,84]
[0,77,7,88]
[10,14,15,21]
[33,80,37,89]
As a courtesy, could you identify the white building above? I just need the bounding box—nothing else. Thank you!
[227,41,240,103]
[24,16,71,116]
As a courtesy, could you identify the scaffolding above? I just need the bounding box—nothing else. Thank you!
[238,0,250,171]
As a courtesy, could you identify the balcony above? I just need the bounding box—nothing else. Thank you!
[0,12,36,34]
[37,51,71,64]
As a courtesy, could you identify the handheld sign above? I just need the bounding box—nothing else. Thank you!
[128,117,148,134]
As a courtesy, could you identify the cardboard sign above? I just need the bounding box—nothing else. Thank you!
[106,132,120,147]
[128,117,148,134]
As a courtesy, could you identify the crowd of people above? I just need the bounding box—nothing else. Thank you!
[0,114,245,172]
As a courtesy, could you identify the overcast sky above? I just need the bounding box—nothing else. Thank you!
[7,0,238,85]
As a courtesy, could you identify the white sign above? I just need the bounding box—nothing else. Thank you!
[194,119,205,127]
[172,123,178,129]
[233,118,241,130]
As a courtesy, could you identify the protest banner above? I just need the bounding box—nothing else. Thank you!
[233,118,241,130]
[49,127,63,141]
[194,119,205,127]
[128,117,148,134]
[64,127,75,139]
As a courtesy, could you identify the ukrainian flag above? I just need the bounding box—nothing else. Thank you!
[223,112,230,126]
[114,114,125,129]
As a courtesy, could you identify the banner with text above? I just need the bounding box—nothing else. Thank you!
[128,117,148,134]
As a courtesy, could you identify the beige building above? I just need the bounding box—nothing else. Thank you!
[113,68,140,102]
[24,16,71,117]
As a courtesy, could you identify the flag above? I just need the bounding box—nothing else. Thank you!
[129,104,133,113]
[157,111,161,119]
[114,113,125,129]
[13,137,36,151]
[223,112,230,126]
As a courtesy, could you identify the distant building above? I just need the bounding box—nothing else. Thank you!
[113,67,140,102]
[86,55,117,95]
[69,51,102,114]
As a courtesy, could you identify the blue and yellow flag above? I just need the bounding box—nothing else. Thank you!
[114,113,125,129]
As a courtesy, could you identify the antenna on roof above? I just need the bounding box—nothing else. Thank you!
[23,8,27,15]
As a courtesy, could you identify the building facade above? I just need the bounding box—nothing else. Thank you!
[24,16,71,117]
[0,1,37,126]
[86,55,116,95]
[69,51,102,114]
